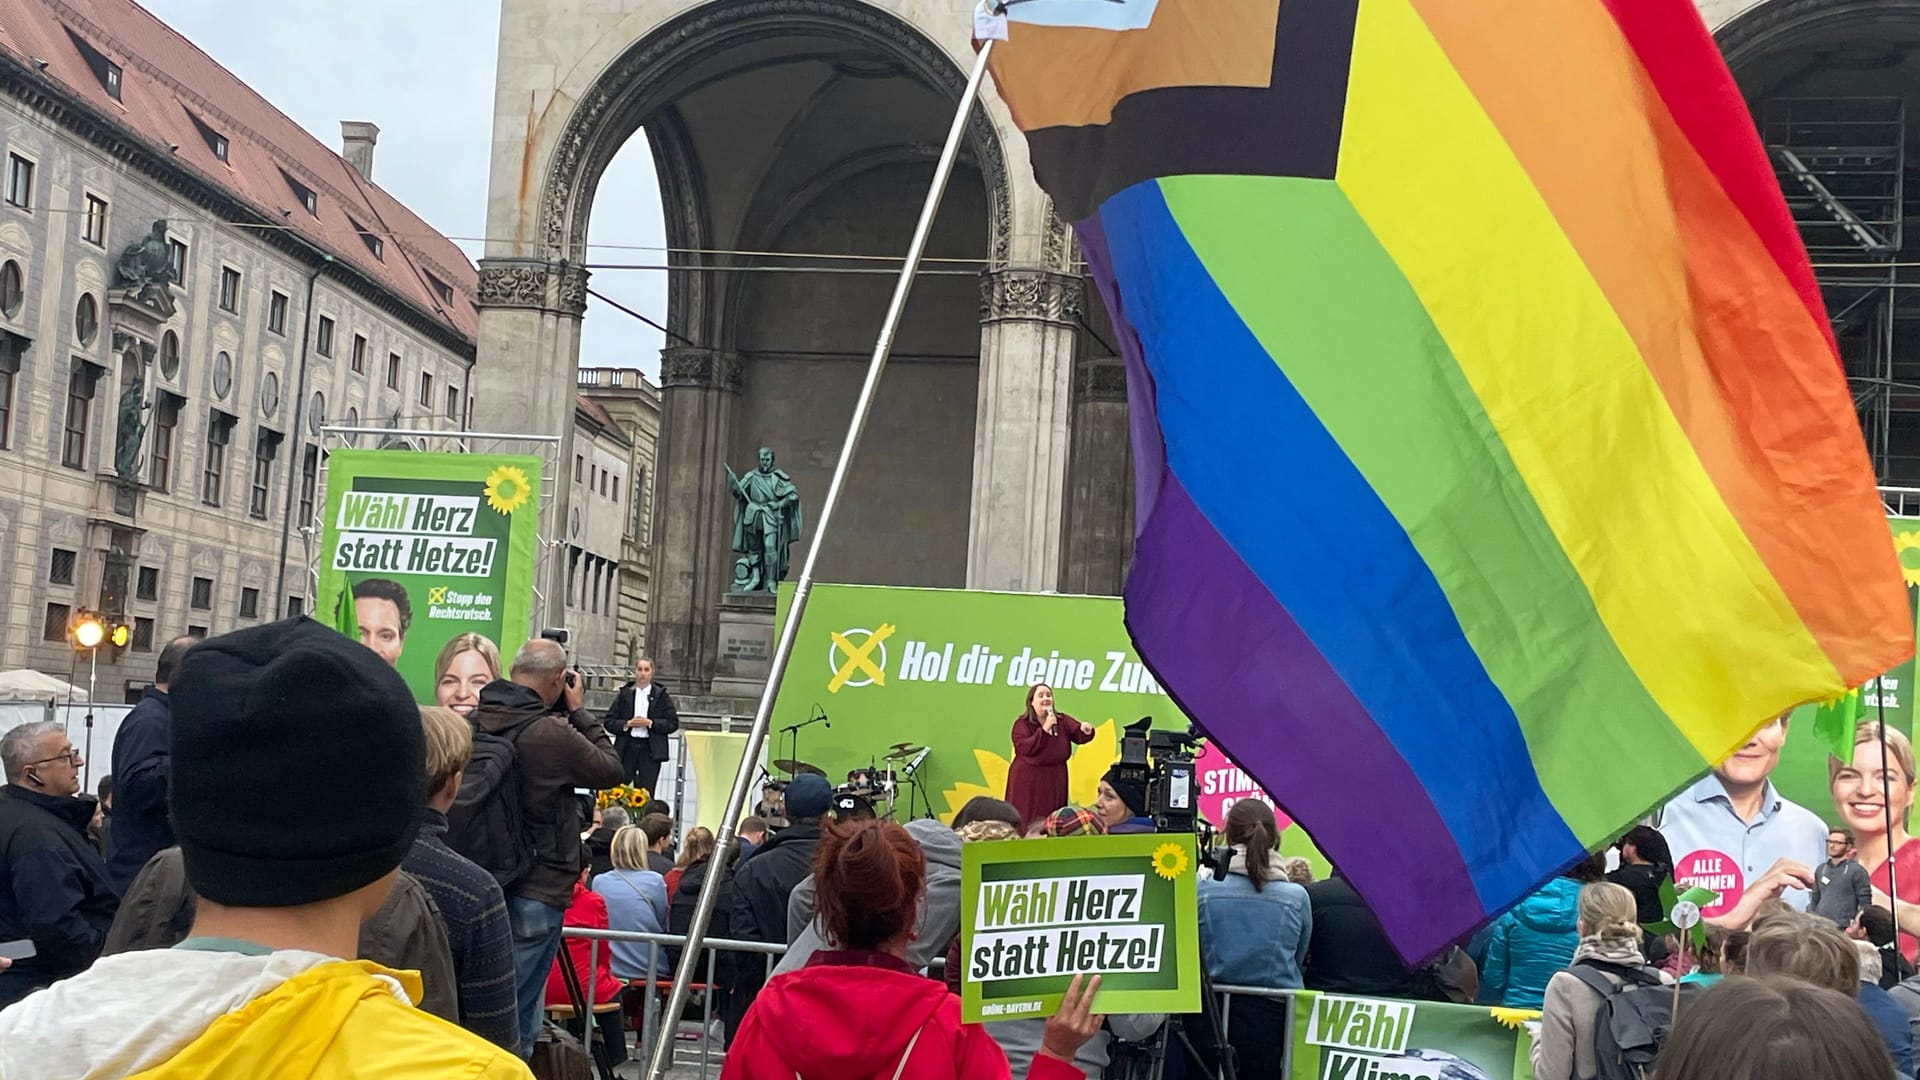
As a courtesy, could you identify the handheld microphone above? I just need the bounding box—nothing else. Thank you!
[812,703,831,729]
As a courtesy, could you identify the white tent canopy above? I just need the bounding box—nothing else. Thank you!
[0,669,87,702]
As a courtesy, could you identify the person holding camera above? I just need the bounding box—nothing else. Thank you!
[468,636,624,1059]
[1006,683,1094,827]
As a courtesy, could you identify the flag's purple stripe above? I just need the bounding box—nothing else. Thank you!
[1126,475,1486,955]
[1078,214,1166,527]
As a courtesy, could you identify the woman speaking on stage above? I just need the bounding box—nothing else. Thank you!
[1005,683,1095,826]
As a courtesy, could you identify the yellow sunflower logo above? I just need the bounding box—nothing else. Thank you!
[1895,530,1920,588]
[1150,842,1189,881]
[1489,1007,1539,1030]
[484,464,533,516]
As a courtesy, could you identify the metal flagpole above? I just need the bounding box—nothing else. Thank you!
[643,35,1001,1079]
[1877,687,1900,944]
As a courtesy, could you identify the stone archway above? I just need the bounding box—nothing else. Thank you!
[473,0,1107,695]
[1710,0,1920,62]
[532,0,1016,271]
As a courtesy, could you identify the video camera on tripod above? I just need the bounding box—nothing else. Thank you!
[1107,718,1238,1080]
[1116,716,1202,834]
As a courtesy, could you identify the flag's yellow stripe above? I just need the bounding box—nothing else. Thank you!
[1335,0,1842,756]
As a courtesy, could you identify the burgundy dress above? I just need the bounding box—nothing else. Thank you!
[1004,713,1095,826]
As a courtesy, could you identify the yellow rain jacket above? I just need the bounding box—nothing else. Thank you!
[0,948,530,1080]
[128,960,531,1079]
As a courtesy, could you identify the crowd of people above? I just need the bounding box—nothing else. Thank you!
[2,628,1919,1079]
[0,625,1130,1079]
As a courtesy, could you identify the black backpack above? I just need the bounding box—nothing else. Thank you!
[445,716,538,891]
[1567,961,1702,1080]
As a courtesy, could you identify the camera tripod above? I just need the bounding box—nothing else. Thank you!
[1107,963,1239,1080]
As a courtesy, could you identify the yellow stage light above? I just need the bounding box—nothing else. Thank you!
[71,615,105,650]
[110,623,131,648]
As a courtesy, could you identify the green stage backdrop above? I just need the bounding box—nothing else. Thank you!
[960,833,1201,1022]
[772,584,1190,820]
[315,450,542,703]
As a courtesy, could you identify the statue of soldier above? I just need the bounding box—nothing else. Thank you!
[726,447,803,593]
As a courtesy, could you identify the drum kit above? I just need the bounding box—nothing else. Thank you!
[758,741,933,823]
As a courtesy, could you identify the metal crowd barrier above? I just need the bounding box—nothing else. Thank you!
[560,926,786,1080]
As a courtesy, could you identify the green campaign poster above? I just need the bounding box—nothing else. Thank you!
[314,450,542,703]
[1290,991,1538,1080]
[959,833,1201,1022]
[771,584,1192,819]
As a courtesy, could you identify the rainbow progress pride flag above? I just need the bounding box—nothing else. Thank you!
[982,0,1916,958]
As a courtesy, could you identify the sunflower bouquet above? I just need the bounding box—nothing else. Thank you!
[596,784,652,812]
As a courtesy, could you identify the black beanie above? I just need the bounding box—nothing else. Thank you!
[1103,766,1149,819]
[169,617,426,907]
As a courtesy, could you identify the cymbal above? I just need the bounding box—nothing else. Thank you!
[883,743,926,761]
[773,758,826,777]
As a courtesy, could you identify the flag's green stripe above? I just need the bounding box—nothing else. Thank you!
[1159,174,1703,841]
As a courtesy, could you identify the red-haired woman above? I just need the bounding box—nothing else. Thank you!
[722,819,1101,1079]
[1004,684,1094,827]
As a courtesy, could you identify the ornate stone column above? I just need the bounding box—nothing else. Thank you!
[1059,357,1132,595]
[472,257,590,627]
[968,267,1082,592]
[644,346,743,693]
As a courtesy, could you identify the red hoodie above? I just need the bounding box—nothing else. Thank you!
[721,951,1082,1080]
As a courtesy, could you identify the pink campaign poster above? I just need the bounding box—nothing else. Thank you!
[1672,850,1743,919]
[1195,741,1289,831]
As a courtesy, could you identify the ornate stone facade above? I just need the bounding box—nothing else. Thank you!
[476,258,590,317]
[980,268,1084,325]
[658,348,744,393]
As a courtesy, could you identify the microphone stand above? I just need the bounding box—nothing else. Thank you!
[775,707,829,776]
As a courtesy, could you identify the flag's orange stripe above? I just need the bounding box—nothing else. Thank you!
[1408,0,1910,684]
[1599,0,1837,357]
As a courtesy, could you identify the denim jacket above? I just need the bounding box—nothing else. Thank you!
[1196,851,1313,989]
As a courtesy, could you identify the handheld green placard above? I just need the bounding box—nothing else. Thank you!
[959,833,1200,1022]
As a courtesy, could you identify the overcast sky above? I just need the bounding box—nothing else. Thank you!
[144,0,669,376]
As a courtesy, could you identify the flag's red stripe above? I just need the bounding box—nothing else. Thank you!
[1598,0,1838,358]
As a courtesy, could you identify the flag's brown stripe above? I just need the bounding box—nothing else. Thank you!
[988,1,1282,132]
[1021,0,1359,222]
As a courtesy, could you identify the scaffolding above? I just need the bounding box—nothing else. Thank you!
[1763,96,1908,480]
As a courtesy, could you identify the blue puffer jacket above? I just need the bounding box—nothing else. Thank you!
[1480,877,1581,1009]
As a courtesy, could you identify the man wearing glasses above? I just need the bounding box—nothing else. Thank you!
[1810,827,1874,928]
[0,723,118,1007]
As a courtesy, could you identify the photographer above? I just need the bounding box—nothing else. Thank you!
[468,637,623,1059]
